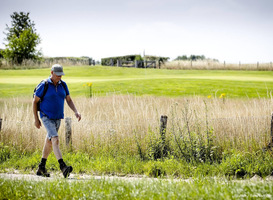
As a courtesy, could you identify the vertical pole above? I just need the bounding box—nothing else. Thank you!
[160,115,168,157]
[160,115,168,139]
[65,117,72,148]
[0,118,2,132]
[271,112,273,144]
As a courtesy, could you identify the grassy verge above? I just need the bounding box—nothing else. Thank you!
[1,173,273,199]
[1,145,273,179]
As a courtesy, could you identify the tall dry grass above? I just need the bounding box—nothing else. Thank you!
[0,95,272,156]
[162,60,273,71]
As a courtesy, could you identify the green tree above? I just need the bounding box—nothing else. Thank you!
[174,55,188,61]
[0,49,4,58]
[2,12,41,64]
[174,55,207,61]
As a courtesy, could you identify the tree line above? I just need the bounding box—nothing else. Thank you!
[174,55,219,62]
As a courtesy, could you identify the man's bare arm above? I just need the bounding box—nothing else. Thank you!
[65,95,81,121]
[33,96,42,129]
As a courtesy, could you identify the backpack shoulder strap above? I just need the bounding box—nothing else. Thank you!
[40,80,49,100]
[60,80,68,96]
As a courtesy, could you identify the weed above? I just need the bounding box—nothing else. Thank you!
[143,160,166,177]
[169,101,222,164]
[0,143,13,163]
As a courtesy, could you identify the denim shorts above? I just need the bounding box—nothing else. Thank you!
[41,116,61,140]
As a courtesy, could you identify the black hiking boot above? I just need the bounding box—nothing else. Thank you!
[36,165,50,177]
[61,165,73,178]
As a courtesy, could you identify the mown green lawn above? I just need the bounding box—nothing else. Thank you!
[1,65,273,98]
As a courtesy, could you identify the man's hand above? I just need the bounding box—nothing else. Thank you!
[34,119,42,129]
[75,112,81,122]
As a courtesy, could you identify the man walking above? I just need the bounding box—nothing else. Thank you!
[33,64,81,178]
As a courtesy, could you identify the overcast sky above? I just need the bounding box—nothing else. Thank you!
[0,0,272,63]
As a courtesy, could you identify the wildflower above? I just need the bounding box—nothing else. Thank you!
[83,82,93,98]
[207,95,212,99]
[219,93,226,98]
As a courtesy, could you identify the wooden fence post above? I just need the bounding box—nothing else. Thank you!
[65,117,72,148]
[270,112,273,145]
[160,115,168,157]
[160,115,168,139]
[0,118,2,132]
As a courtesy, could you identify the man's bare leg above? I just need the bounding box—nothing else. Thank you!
[51,136,73,178]
[42,137,52,159]
[51,136,62,160]
[37,137,52,177]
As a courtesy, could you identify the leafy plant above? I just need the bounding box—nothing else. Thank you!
[143,160,166,177]
[219,150,273,178]
[0,143,12,163]
[170,101,222,164]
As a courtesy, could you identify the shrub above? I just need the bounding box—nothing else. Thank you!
[219,150,273,178]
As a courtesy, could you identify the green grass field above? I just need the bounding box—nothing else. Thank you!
[1,66,273,199]
[1,65,273,98]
